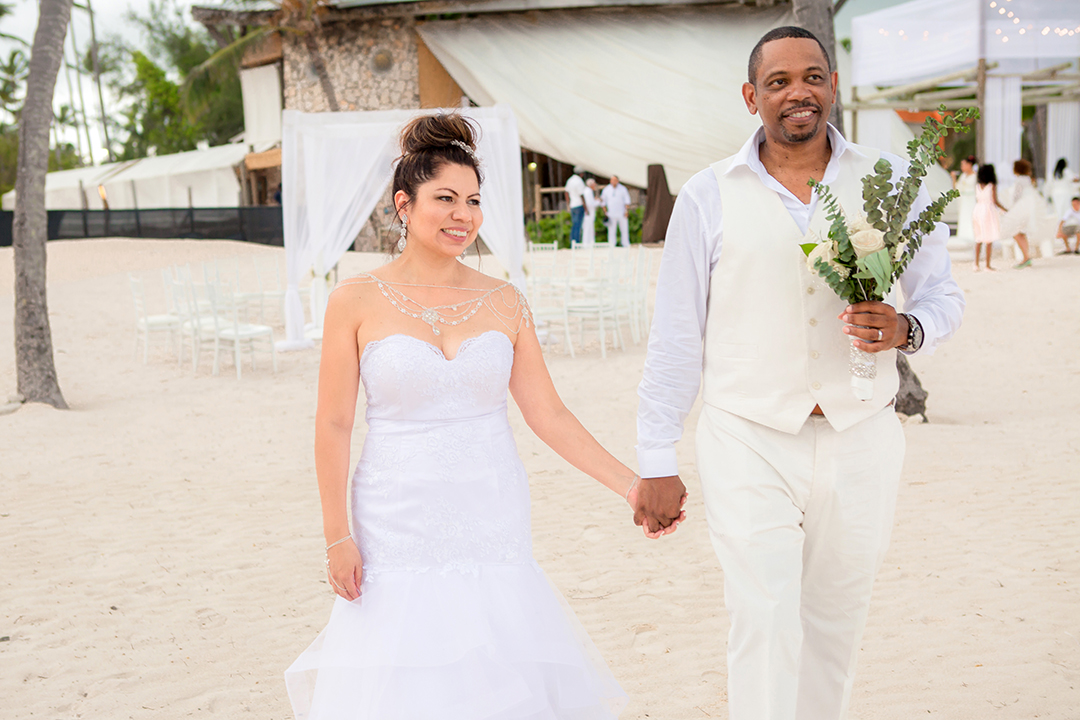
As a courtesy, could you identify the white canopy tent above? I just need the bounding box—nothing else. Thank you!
[1,161,132,211]
[2,142,273,211]
[100,142,274,210]
[851,0,1080,179]
[279,105,526,351]
[417,4,794,193]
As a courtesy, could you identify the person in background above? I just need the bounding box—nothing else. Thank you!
[1056,196,1080,254]
[999,159,1041,269]
[972,163,1006,271]
[565,166,587,246]
[951,155,978,248]
[583,178,600,247]
[1049,158,1080,220]
[600,175,632,247]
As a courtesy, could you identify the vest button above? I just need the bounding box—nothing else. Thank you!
[808,318,818,327]
[812,381,822,390]
[811,350,820,359]
[806,286,815,294]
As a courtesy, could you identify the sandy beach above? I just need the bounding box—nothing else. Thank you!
[1,238,1078,719]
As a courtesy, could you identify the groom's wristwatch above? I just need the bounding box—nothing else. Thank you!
[897,313,924,354]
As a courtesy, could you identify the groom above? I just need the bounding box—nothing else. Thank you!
[631,27,964,719]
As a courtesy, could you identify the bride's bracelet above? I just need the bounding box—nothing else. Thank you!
[325,534,352,554]
[624,474,640,501]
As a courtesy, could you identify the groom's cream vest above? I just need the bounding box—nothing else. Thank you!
[703,145,898,435]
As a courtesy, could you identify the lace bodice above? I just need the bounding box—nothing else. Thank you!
[360,331,514,423]
[351,331,533,580]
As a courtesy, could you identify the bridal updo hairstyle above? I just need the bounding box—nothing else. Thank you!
[394,114,482,209]
[390,113,483,254]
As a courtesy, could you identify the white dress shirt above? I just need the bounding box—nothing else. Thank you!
[601,183,631,215]
[636,125,965,478]
[565,174,586,208]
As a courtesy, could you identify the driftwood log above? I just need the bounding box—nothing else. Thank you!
[894,354,928,421]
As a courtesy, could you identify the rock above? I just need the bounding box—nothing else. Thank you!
[0,402,22,416]
[894,354,928,421]
[7,392,25,404]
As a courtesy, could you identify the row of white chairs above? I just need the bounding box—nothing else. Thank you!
[129,257,289,378]
[526,242,653,358]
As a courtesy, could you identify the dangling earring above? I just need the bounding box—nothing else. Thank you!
[397,215,407,252]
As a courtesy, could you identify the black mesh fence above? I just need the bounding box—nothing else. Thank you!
[0,207,283,247]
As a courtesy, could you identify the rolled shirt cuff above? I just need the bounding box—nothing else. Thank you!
[636,446,680,479]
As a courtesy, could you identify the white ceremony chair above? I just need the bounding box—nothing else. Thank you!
[566,252,625,359]
[527,241,574,355]
[129,274,181,364]
[171,265,219,373]
[205,280,278,379]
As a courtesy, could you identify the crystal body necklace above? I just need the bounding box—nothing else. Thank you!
[339,273,531,336]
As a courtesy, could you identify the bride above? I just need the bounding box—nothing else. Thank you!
[285,113,685,719]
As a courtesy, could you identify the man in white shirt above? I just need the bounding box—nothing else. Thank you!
[564,166,587,245]
[1056,196,1080,253]
[600,175,632,246]
[583,178,600,246]
[631,27,964,720]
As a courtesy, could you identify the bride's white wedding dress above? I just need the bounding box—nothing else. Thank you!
[285,329,627,719]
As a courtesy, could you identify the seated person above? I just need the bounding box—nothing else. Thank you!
[1057,196,1080,254]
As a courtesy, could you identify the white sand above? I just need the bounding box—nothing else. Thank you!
[1,239,1078,719]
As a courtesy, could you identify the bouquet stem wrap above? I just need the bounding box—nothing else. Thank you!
[849,338,876,401]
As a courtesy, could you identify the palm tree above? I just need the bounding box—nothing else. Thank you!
[13,0,73,410]
[186,0,340,116]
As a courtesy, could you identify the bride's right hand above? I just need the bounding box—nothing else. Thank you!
[326,539,364,601]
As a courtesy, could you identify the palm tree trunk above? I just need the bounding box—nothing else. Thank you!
[13,0,72,409]
[793,0,845,136]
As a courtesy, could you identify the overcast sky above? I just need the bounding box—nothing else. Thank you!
[1,0,200,163]
[0,0,905,165]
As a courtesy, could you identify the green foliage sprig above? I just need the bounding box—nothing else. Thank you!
[803,106,979,304]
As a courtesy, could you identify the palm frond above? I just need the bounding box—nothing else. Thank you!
[180,24,279,121]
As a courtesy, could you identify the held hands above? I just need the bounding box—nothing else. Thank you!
[326,537,364,601]
[628,475,688,539]
[840,302,908,353]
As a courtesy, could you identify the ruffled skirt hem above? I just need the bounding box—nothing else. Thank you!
[285,562,627,720]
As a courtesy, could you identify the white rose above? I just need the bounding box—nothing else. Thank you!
[848,213,886,258]
[806,240,835,272]
[806,240,849,278]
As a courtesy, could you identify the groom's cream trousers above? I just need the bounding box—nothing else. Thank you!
[696,403,905,720]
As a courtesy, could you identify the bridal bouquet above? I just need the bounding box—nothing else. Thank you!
[801,106,978,400]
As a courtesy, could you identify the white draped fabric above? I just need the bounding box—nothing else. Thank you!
[983,76,1023,185]
[417,5,794,192]
[1047,102,1080,199]
[279,106,527,350]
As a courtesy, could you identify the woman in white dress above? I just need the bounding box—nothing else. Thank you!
[999,159,1042,269]
[285,113,685,720]
[951,155,978,247]
[1049,158,1080,221]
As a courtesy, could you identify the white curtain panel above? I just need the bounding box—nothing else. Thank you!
[417,5,794,192]
[983,75,1023,186]
[1046,101,1080,178]
[279,106,527,350]
[462,105,527,290]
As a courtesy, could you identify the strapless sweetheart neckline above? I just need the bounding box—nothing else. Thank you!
[361,329,511,365]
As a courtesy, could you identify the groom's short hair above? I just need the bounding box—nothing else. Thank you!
[748,26,832,85]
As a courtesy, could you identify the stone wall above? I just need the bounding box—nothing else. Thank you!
[282,17,420,251]
[283,17,420,114]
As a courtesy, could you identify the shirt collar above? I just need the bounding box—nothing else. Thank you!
[724,123,864,178]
